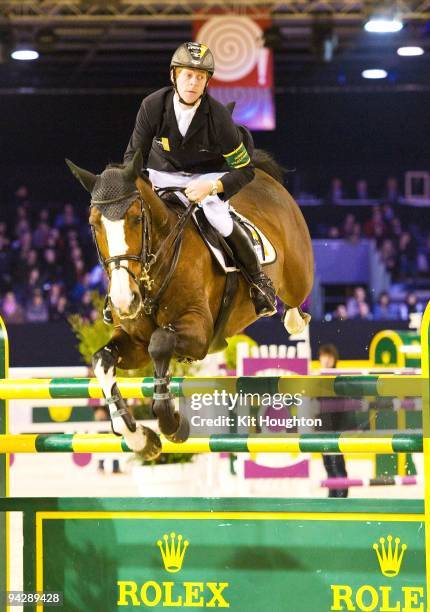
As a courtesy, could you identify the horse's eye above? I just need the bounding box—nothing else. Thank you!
[132,215,142,225]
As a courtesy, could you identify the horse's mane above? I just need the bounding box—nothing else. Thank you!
[252,149,285,185]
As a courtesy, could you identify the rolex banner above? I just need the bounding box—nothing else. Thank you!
[194,15,275,130]
[29,498,425,610]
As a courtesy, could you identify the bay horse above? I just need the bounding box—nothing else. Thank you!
[66,150,313,459]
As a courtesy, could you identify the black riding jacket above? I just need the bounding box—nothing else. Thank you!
[123,87,255,200]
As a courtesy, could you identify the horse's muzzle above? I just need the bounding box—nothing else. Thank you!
[115,291,143,320]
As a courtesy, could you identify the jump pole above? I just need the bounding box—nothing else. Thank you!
[0,432,423,454]
[0,374,423,399]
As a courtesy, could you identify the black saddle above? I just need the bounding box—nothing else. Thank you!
[161,192,262,269]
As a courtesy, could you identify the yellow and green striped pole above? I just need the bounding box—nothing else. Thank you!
[0,433,423,454]
[0,375,423,400]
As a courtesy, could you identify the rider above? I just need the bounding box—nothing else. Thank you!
[104,41,276,323]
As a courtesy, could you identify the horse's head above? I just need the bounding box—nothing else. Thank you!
[66,151,147,320]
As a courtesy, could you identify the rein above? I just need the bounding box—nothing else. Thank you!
[90,186,195,319]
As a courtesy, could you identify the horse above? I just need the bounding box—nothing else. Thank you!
[66,149,313,459]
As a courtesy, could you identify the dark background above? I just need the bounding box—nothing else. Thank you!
[2,90,429,204]
[6,319,411,366]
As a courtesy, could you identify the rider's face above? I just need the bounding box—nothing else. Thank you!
[174,68,208,104]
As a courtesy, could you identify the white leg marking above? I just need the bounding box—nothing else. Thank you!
[94,359,148,451]
[94,360,127,435]
[101,217,134,313]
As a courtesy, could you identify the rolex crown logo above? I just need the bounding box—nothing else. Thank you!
[157,532,189,573]
[373,535,407,577]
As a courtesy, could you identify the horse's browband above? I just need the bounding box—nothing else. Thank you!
[90,190,139,206]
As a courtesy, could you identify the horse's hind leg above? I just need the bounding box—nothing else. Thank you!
[148,326,190,443]
[92,340,162,460]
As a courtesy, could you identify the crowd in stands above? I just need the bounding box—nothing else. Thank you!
[315,177,429,282]
[0,177,428,323]
[0,185,105,324]
[331,287,424,322]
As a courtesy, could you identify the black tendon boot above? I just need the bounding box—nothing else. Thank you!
[225,223,277,317]
[103,295,113,325]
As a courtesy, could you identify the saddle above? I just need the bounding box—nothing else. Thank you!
[160,192,277,352]
[161,192,276,272]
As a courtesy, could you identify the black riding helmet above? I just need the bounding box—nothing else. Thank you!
[170,42,215,106]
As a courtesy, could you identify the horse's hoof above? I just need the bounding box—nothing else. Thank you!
[284,307,309,334]
[153,399,177,436]
[302,313,312,325]
[141,426,162,460]
[128,425,162,461]
[164,412,190,444]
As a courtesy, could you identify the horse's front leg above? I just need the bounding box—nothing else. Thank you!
[92,339,162,459]
[148,325,190,443]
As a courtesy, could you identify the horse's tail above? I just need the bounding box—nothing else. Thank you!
[252,149,285,184]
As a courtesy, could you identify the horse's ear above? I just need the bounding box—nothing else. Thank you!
[123,150,143,181]
[65,159,97,193]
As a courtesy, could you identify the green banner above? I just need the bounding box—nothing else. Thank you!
[31,499,426,611]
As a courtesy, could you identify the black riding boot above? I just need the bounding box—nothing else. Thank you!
[225,223,277,317]
[103,295,113,325]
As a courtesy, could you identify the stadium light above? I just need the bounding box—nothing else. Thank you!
[361,68,388,79]
[397,46,424,56]
[364,17,403,33]
[11,46,39,61]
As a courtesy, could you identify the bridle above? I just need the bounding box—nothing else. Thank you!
[90,186,195,319]
[90,190,152,292]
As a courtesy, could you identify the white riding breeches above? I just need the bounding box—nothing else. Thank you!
[148,169,234,237]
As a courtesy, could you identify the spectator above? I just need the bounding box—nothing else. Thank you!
[348,222,362,244]
[342,214,356,240]
[355,179,369,201]
[328,178,344,204]
[23,268,44,301]
[26,289,49,322]
[70,269,91,303]
[333,304,348,321]
[399,292,424,321]
[1,291,26,324]
[78,290,95,320]
[380,239,397,274]
[356,301,373,320]
[327,226,340,239]
[364,206,386,238]
[32,220,51,250]
[50,295,70,321]
[47,282,64,313]
[382,203,395,222]
[346,286,368,319]
[0,236,12,292]
[397,231,417,279]
[54,203,79,231]
[383,177,399,204]
[373,292,398,320]
[41,248,62,285]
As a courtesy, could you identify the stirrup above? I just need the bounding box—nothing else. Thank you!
[250,284,277,317]
[249,273,277,317]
